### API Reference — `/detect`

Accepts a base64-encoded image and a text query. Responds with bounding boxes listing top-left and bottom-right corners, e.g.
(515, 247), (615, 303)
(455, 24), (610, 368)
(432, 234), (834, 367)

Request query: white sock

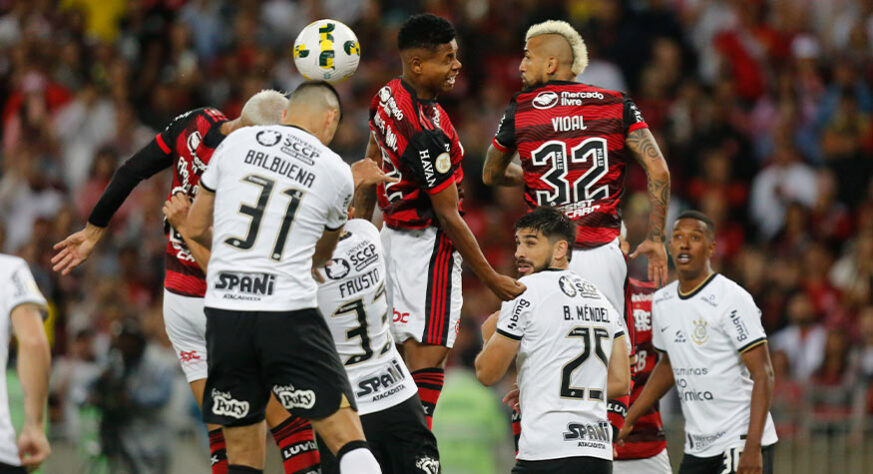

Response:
(338, 443), (381, 474)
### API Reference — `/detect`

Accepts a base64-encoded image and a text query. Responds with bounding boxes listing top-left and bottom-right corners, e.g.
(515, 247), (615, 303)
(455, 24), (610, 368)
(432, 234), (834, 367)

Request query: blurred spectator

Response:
(91, 318), (175, 474)
(806, 329), (863, 435)
(750, 143), (818, 240)
(771, 292), (828, 382)
(49, 329), (101, 442)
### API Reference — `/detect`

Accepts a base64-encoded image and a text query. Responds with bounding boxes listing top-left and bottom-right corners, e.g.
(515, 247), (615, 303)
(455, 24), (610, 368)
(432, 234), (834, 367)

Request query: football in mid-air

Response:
(293, 19), (361, 83)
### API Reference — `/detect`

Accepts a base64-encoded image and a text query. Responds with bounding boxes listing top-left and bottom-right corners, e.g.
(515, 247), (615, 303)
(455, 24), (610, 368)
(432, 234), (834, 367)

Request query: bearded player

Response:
(483, 18), (670, 445)
(51, 92), (321, 474)
(361, 13), (524, 429)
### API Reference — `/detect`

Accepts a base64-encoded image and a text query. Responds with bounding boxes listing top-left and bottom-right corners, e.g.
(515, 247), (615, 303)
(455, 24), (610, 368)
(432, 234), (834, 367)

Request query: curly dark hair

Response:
(398, 13), (456, 51)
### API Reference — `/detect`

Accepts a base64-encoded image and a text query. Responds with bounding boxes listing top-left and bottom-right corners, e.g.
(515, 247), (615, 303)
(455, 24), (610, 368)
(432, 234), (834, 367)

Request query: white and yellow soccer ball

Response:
(293, 19), (361, 83)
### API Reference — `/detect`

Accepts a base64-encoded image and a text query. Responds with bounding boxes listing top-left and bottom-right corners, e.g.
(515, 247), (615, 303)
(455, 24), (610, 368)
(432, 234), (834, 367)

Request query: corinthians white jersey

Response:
(200, 125), (353, 311)
(0, 255), (47, 467)
(496, 269), (625, 462)
(651, 273), (778, 457)
(316, 219), (417, 415)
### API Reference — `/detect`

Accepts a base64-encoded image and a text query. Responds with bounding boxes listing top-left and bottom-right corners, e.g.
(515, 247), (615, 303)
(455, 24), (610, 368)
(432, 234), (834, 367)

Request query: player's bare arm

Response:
(737, 342), (774, 474)
(626, 127), (670, 286)
(11, 303), (51, 468)
(313, 227), (343, 269)
(607, 335), (631, 400)
(619, 351), (674, 441)
(162, 193), (212, 272)
(187, 188), (215, 249)
(482, 144), (524, 186)
(474, 328), (521, 386)
(351, 157), (398, 221)
(429, 182), (525, 301)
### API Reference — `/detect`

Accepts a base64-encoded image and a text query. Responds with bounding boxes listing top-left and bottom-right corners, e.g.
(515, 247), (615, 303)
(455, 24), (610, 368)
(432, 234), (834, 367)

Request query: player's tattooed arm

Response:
(626, 128), (670, 286)
(482, 145), (524, 187)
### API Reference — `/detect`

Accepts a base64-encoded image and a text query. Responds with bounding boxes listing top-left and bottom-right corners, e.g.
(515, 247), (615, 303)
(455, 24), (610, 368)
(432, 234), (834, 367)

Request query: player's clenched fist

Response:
(488, 273), (526, 301)
(163, 193), (192, 234)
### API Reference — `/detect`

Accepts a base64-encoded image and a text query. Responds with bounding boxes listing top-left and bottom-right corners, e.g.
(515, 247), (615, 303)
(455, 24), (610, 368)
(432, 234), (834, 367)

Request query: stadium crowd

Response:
(1, 0), (872, 470)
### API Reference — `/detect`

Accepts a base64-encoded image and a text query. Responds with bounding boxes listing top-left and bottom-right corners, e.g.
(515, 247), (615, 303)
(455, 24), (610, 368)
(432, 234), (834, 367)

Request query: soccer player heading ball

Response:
(362, 13), (525, 429)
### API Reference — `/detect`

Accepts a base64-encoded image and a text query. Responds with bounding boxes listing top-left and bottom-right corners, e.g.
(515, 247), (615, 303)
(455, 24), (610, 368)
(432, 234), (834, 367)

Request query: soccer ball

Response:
(293, 19), (361, 83)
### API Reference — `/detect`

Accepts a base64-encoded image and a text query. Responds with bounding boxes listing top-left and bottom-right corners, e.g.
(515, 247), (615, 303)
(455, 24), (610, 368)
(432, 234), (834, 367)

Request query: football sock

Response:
(337, 440), (380, 474)
(209, 428), (229, 474)
(227, 466), (262, 474)
(511, 410), (522, 455)
(411, 367), (445, 429)
(271, 415), (320, 474)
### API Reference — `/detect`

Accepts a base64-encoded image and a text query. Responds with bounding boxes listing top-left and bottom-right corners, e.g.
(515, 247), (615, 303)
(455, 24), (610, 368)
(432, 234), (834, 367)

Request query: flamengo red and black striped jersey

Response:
(88, 107), (228, 298)
(370, 78), (464, 229)
(492, 81), (648, 248)
(156, 107), (228, 296)
(616, 277), (667, 460)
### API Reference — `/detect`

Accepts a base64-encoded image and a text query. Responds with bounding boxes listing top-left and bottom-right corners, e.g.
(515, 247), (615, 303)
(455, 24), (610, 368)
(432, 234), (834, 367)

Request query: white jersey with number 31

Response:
(316, 219), (417, 415)
(497, 269), (625, 462)
(200, 125), (353, 312)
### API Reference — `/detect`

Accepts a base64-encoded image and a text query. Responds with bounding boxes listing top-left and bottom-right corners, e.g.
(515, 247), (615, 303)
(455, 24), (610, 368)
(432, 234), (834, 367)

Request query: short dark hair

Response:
(515, 207), (576, 258)
(675, 210), (716, 238)
(288, 80), (343, 119)
(398, 14), (456, 51)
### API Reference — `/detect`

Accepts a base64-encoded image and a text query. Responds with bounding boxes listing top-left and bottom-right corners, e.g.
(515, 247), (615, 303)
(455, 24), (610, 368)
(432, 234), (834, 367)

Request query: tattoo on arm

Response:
(627, 128), (670, 242)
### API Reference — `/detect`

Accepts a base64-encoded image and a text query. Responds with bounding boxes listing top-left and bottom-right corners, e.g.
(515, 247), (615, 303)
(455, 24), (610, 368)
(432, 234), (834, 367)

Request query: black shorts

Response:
(513, 456), (612, 474)
(318, 394), (439, 474)
(202, 307), (356, 427)
(0, 463), (25, 474)
(679, 444), (775, 474)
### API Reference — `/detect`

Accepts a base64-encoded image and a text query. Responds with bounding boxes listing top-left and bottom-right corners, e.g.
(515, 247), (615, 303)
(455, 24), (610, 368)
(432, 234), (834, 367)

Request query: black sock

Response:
(227, 465), (263, 474)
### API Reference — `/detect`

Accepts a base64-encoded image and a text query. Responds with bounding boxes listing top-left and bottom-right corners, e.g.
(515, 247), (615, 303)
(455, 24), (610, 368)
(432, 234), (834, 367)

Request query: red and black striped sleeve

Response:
(492, 95), (518, 152)
(621, 93), (648, 135)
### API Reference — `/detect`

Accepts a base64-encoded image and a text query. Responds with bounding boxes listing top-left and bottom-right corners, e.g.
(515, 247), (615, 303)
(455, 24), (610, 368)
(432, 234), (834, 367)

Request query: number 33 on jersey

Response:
(492, 80), (648, 249)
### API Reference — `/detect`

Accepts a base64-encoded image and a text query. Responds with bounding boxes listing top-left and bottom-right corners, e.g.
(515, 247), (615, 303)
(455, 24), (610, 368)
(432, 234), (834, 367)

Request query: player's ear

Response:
(554, 238), (569, 262)
(410, 55), (423, 75)
(546, 56), (558, 76)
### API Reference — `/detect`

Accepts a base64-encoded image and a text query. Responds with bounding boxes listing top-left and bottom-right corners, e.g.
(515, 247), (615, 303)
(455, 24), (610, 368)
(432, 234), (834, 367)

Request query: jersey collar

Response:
(521, 79), (580, 94)
(677, 272), (718, 300)
(399, 77), (437, 105)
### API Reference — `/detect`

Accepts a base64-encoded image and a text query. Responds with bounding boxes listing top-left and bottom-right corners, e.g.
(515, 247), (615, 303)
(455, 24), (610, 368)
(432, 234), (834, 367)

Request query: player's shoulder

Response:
(343, 218), (379, 239)
(0, 254), (26, 276)
(373, 78), (413, 116)
(653, 281), (679, 305)
(711, 274), (755, 306)
(177, 107), (228, 126)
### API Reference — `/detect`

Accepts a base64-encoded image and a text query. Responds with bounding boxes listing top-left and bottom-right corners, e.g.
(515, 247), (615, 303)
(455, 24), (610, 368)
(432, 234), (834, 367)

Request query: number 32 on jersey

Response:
(530, 137), (609, 206)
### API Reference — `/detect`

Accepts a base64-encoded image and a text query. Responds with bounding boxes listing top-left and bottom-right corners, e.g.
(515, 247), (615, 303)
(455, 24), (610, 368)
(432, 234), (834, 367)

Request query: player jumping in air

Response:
(51, 91), (320, 474)
(362, 13), (525, 429)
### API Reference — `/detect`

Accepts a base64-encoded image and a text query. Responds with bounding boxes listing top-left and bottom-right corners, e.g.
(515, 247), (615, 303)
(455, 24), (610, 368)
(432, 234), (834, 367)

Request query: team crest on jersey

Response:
(691, 318), (709, 345)
(558, 276), (577, 297)
(324, 258), (351, 280)
(256, 129), (283, 147)
(415, 456), (440, 474)
(435, 152), (451, 174)
(532, 90), (559, 109)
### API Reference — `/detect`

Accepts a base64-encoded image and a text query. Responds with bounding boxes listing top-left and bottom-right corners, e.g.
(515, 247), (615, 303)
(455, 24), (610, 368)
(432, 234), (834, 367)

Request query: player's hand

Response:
(351, 158), (398, 188)
(502, 384), (520, 412)
(616, 421), (634, 444)
(17, 424), (50, 468)
(163, 192), (191, 234)
(629, 238), (668, 287)
(51, 223), (106, 275)
(488, 274), (526, 301)
(737, 447), (762, 474)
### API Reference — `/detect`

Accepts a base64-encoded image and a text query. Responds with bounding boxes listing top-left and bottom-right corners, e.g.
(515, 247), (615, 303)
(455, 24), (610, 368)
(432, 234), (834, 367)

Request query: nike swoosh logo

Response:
(660, 326), (670, 333)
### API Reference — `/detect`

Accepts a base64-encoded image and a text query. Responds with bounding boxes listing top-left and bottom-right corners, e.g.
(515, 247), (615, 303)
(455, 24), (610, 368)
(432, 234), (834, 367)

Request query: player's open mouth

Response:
(676, 253), (691, 264)
(516, 260), (533, 273)
(446, 75), (457, 86)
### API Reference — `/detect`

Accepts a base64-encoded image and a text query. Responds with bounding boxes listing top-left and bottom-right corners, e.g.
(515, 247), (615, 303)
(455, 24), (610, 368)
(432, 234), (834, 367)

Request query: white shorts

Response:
(569, 238), (627, 318)
(614, 448), (672, 474)
(381, 226), (462, 348)
(162, 289), (208, 382)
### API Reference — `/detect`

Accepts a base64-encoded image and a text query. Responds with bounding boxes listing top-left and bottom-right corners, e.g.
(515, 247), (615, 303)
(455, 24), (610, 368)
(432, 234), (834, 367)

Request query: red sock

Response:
(209, 428), (229, 474)
(511, 410), (521, 455)
(271, 415), (320, 474)
(411, 367), (445, 429)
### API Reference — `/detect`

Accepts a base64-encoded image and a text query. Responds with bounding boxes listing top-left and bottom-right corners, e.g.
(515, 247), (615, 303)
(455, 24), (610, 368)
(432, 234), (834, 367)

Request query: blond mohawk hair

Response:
(525, 20), (589, 76)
